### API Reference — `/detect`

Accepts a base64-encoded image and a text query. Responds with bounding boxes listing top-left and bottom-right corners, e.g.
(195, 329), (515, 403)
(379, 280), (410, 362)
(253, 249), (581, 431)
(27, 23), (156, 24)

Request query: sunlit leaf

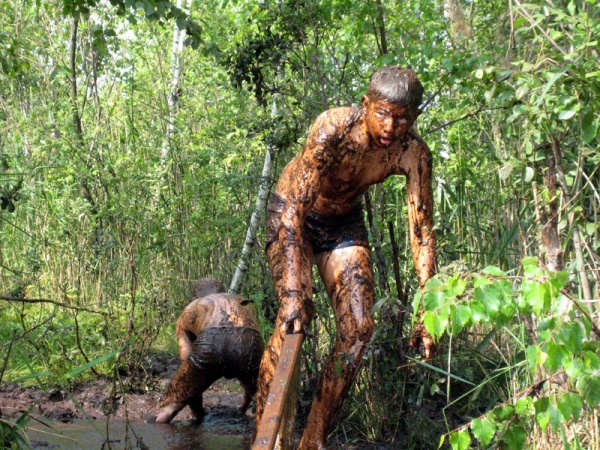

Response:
(449, 430), (471, 450)
(471, 416), (496, 446)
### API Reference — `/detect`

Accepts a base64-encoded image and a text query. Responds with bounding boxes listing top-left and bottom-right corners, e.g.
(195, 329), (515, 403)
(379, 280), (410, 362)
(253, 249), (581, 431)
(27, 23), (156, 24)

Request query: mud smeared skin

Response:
(254, 68), (437, 449)
(148, 278), (264, 423)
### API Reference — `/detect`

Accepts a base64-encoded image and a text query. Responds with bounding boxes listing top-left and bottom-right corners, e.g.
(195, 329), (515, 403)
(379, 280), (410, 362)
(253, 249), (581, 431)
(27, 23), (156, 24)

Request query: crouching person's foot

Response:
(145, 401), (187, 424)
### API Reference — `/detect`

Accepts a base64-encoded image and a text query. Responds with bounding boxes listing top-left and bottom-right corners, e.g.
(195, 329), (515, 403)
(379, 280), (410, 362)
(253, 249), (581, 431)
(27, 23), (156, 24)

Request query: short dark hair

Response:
(192, 277), (225, 298)
(368, 66), (424, 109)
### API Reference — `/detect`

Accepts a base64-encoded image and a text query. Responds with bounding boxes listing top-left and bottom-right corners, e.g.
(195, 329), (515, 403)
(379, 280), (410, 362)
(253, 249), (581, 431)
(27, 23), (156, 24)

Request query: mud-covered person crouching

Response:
(146, 278), (264, 423)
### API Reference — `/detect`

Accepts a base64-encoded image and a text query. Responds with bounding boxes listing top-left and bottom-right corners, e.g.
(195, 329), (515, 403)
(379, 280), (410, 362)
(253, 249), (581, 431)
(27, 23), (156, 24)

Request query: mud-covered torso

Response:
(183, 293), (260, 333)
(274, 106), (424, 217)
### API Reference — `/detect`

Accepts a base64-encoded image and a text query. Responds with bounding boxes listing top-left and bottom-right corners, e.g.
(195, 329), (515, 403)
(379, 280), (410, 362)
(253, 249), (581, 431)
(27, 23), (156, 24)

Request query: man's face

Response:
(363, 96), (418, 147)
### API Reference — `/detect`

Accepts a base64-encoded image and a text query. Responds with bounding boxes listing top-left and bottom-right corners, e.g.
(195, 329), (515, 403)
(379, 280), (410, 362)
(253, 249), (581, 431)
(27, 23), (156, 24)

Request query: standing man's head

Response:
(362, 66), (424, 147)
(367, 66), (424, 110)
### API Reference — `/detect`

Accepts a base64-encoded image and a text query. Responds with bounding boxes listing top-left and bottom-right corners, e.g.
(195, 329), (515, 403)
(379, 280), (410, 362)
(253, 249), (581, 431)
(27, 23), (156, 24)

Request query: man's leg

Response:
(300, 246), (375, 449)
(253, 240), (314, 438)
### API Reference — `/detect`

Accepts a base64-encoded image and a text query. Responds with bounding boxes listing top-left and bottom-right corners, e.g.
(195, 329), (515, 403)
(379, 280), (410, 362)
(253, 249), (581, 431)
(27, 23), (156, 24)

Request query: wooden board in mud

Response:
(252, 333), (304, 450)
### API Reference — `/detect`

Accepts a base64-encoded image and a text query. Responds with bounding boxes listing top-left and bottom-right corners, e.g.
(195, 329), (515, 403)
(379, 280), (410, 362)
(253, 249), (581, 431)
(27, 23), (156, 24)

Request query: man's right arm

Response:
(276, 109), (353, 333)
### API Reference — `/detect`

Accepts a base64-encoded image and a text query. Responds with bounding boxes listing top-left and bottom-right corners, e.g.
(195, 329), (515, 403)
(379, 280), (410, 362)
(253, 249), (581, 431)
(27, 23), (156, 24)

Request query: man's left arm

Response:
(405, 140), (437, 359)
(406, 141), (436, 287)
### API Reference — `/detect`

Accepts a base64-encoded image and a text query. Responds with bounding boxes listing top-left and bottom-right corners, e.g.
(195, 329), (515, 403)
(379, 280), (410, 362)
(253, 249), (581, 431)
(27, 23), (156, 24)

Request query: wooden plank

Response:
(252, 333), (304, 450)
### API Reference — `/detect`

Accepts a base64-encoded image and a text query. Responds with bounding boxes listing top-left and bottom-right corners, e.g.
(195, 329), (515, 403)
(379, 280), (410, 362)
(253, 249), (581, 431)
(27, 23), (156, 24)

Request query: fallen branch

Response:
(0, 296), (107, 316)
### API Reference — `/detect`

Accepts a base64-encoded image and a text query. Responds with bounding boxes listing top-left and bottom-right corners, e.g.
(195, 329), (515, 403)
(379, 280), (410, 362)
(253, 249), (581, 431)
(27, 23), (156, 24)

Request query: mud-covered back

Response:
(183, 293), (260, 331)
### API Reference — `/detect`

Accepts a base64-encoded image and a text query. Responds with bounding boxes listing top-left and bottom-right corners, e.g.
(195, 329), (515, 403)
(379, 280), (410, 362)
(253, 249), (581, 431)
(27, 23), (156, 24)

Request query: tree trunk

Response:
(533, 154), (563, 271)
(229, 145), (274, 294)
(161, 0), (194, 162)
(551, 137), (592, 301)
(229, 68), (282, 293)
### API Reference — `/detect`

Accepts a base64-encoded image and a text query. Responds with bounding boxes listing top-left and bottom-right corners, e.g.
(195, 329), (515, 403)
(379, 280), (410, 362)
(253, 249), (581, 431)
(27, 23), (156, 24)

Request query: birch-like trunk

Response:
(229, 70), (282, 294)
(161, 0), (193, 162)
(229, 144), (275, 294)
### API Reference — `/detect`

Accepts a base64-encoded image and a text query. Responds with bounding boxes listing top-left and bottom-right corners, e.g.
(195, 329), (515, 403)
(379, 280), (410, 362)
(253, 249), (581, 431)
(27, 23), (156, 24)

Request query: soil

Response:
(0, 355), (391, 449)
(0, 355), (246, 425)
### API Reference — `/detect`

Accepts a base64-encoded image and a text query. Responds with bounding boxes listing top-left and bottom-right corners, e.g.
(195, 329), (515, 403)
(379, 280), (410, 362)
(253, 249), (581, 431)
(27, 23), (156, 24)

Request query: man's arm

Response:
(404, 140), (437, 358)
(405, 140), (436, 287)
(277, 109), (351, 333)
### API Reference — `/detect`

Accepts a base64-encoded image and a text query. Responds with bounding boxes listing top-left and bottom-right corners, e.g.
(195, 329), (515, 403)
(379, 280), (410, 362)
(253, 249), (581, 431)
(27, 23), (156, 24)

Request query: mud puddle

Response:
(1, 355), (253, 449)
(23, 408), (252, 449)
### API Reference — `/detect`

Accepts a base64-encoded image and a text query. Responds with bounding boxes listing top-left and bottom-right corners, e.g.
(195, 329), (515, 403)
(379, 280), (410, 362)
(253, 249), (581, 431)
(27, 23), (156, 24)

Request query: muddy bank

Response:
(0, 354), (254, 449)
(0, 354), (391, 449)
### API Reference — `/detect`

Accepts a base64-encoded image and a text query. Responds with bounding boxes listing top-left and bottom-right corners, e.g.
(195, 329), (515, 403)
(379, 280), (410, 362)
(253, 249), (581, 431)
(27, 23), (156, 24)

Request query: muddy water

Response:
(24, 406), (252, 450)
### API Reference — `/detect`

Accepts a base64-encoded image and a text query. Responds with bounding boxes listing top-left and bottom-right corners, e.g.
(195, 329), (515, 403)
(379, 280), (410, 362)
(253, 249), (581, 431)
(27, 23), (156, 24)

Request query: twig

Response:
(0, 332), (14, 383)
(512, 0), (567, 56)
(0, 296), (107, 316)
(423, 103), (492, 137)
(561, 290), (600, 340)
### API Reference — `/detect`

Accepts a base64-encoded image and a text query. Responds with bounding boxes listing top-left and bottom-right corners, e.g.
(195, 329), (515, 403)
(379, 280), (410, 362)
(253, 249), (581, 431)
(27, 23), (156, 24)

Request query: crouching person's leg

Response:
(146, 360), (217, 423)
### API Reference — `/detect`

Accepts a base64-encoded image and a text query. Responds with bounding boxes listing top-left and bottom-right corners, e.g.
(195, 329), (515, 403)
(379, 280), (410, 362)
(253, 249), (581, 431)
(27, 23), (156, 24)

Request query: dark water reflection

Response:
(25, 407), (252, 450)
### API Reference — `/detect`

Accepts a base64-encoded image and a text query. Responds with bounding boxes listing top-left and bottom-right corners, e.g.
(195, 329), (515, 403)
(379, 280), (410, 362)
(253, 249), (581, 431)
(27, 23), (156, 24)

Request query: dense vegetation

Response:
(1, 0), (598, 448)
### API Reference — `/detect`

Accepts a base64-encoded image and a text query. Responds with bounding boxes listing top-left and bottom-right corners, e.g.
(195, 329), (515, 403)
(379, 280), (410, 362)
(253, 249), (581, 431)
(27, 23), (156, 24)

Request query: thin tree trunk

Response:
(229, 146), (274, 294)
(229, 68), (282, 293)
(374, 0), (388, 55)
(533, 155), (563, 271)
(161, 0), (193, 162)
(551, 136), (592, 301)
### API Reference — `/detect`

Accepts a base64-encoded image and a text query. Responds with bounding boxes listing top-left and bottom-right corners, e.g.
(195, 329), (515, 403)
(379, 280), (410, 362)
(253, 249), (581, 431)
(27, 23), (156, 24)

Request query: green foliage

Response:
(0, 0), (598, 448)
(420, 257), (599, 448)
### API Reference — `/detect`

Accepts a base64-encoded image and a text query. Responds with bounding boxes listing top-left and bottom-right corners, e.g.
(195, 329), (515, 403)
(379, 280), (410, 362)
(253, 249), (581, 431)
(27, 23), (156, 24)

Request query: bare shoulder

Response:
(407, 129), (430, 153)
(308, 106), (363, 144)
(397, 129), (432, 175)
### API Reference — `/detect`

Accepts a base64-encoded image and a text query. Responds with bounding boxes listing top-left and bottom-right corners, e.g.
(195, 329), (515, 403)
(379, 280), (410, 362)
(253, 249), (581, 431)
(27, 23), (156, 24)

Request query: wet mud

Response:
(0, 355), (253, 449)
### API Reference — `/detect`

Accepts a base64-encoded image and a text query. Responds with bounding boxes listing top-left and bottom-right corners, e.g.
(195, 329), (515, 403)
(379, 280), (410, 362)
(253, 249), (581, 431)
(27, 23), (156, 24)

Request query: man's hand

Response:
(279, 293), (308, 334)
(409, 322), (436, 360)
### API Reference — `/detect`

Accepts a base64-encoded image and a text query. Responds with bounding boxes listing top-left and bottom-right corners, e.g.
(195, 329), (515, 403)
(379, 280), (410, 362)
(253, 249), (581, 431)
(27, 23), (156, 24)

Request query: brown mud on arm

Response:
(276, 109), (358, 333)
(403, 138), (438, 359)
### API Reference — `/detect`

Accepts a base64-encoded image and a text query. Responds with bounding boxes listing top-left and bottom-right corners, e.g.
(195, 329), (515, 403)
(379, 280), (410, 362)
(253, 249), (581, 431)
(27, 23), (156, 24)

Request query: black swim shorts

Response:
(189, 327), (264, 379)
(265, 192), (369, 254)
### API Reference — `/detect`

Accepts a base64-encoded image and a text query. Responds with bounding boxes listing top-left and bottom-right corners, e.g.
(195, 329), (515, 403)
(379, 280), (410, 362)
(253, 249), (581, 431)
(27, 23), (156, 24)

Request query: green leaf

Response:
(424, 277), (444, 290)
(522, 256), (541, 276)
(583, 121), (598, 144)
(545, 340), (565, 372)
(537, 410), (550, 431)
(576, 374), (600, 407)
(423, 290), (447, 311)
(521, 280), (549, 315)
(423, 311), (446, 341)
(452, 305), (472, 333)
(449, 430), (471, 450)
(474, 276), (492, 288)
(559, 393), (583, 421)
(503, 425), (526, 449)
(558, 110), (576, 120)
(535, 66), (569, 107)
(548, 404), (563, 431)
(482, 266), (508, 277)
(63, 344), (126, 379)
(471, 416), (496, 446)
(515, 396), (534, 415)
(526, 345), (547, 375)
(494, 405), (515, 421)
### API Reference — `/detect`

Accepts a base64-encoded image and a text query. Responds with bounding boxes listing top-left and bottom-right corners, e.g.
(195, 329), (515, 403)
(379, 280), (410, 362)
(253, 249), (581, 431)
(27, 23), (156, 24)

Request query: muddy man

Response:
(254, 67), (437, 449)
(147, 278), (264, 423)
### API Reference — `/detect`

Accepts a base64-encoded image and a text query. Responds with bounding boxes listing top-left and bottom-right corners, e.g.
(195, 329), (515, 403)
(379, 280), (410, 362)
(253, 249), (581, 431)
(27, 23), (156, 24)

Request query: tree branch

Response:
(0, 296), (107, 316)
